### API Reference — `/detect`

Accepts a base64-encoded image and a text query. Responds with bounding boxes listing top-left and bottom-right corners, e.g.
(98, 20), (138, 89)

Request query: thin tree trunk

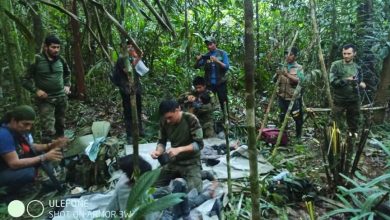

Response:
(140, 0), (173, 35)
(155, 0), (176, 37)
(123, 45), (140, 176)
(71, 0), (86, 100)
(272, 84), (301, 156)
(373, 33), (390, 122)
(223, 103), (232, 197)
(326, 0), (339, 69)
(117, 2), (140, 176)
(255, 0), (260, 67)
(93, 6), (108, 53)
(309, 0), (333, 108)
(31, 4), (45, 54)
(357, 0), (376, 100)
(184, 0), (189, 65)
(80, 0), (111, 65)
(244, 1), (260, 219)
(0, 0), (27, 105)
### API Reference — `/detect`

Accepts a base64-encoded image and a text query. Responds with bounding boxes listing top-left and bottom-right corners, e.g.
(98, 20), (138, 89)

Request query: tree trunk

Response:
(244, 1), (260, 219)
(373, 33), (390, 122)
(0, 0), (27, 105)
(309, 0), (333, 108)
(255, 0), (260, 67)
(31, 4), (45, 54)
(373, 1), (390, 123)
(70, 0), (86, 100)
(357, 0), (376, 100)
(184, 0), (190, 65)
(326, 0), (339, 69)
(123, 45), (140, 176)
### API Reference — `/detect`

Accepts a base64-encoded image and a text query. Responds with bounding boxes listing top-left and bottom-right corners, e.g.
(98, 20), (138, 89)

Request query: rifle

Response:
(28, 142), (64, 192)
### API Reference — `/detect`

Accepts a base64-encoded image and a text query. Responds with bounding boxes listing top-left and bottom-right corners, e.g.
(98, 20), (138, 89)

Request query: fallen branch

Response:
(306, 106), (387, 112)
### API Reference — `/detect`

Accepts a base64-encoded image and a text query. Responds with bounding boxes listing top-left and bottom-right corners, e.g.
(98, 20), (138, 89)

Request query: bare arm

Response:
(1, 148), (63, 170)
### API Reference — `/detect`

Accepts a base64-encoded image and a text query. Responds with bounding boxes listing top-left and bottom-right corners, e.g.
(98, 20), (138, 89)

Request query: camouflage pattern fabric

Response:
(178, 90), (216, 138)
(331, 100), (361, 133)
(154, 162), (203, 193)
(36, 96), (68, 143)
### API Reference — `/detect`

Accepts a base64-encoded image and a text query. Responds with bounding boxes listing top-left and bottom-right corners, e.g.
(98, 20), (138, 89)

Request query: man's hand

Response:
(276, 69), (287, 76)
(45, 148), (63, 161)
(151, 147), (164, 159)
(36, 89), (48, 99)
(187, 95), (196, 102)
(196, 55), (202, 61)
(167, 147), (182, 158)
(64, 86), (71, 95)
(359, 82), (366, 89)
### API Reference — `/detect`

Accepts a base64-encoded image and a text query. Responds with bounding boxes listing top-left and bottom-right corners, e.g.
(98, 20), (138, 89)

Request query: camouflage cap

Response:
(204, 36), (216, 44)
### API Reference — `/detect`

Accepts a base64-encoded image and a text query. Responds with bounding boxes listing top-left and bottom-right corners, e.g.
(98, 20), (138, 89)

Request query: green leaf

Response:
(348, 192), (363, 208)
(377, 211), (390, 220)
(335, 193), (353, 207)
(351, 212), (374, 220)
(362, 192), (387, 212)
(364, 173), (390, 188)
(126, 169), (161, 212)
(320, 208), (361, 219)
(130, 193), (185, 219)
(339, 173), (360, 187)
(354, 171), (368, 182)
(92, 121), (111, 139)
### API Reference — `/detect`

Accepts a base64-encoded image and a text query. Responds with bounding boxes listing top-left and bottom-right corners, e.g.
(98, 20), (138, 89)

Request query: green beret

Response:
(12, 105), (36, 121)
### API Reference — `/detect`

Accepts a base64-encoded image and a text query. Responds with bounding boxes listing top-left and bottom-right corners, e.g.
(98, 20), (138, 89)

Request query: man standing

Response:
(178, 76), (215, 138)
(329, 44), (366, 134)
(22, 35), (71, 143)
(0, 105), (67, 194)
(275, 47), (304, 139)
(112, 41), (144, 144)
(194, 36), (230, 112)
(150, 100), (203, 193)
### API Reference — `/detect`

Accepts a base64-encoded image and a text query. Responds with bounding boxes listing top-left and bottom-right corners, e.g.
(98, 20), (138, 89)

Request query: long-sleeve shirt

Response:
(22, 53), (71, 97)
(158, 112), (203, 165)
(329, 60), (361, 103)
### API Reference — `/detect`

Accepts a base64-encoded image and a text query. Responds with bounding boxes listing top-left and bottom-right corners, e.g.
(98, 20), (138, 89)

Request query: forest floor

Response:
(2, 98), (388, 219)
(65, 98), (389, 219)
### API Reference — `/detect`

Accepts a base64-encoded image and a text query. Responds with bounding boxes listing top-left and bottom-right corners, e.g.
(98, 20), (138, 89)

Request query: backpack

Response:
(260, 128), (289, 146)
(31, 54), (69, 75)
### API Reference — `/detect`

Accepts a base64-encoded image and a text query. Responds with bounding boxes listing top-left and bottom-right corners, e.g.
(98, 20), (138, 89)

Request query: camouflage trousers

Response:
(202, 121), (215, 138)
(36, 96), (68, 143)
(154, 162), (202, 193)
(331, 100), (361, 133)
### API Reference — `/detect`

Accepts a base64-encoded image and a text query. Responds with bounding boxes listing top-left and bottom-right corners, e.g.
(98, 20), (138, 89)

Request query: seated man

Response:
(151, 100), (203, 192)
(0, 105), (68, 195)
(178, 76), (216, 138)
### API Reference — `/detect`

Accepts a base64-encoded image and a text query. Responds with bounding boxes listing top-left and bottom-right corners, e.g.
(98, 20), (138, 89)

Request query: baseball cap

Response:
(204, 36), (216, 44)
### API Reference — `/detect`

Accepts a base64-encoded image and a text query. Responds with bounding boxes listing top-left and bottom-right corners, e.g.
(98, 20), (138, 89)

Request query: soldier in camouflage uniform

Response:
(329, 44), (366, 133)
(22, 35), (71, 143)
(178, 76), (216, 138)
(150, 100), (203, 192)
